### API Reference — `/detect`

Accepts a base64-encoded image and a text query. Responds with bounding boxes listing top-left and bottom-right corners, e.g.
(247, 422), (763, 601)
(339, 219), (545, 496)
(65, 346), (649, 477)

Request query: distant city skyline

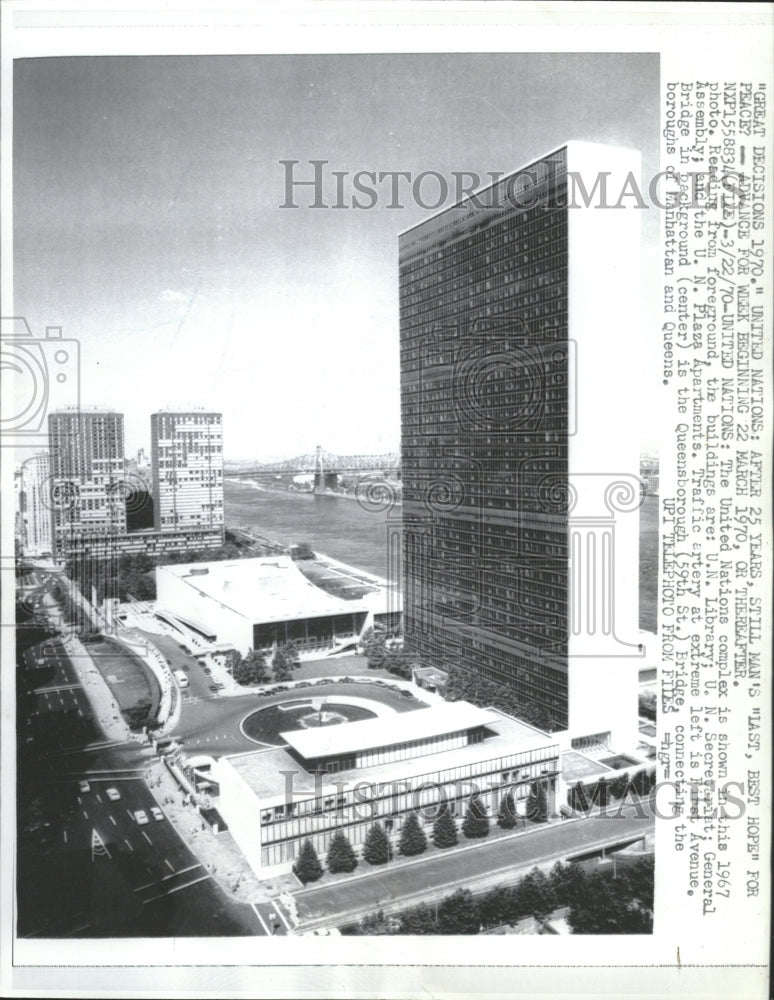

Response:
(14, 53), (660, 459)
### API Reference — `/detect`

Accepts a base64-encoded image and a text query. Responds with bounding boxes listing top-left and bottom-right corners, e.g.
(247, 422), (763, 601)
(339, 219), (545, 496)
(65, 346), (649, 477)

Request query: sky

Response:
(13, 53), (660, 461)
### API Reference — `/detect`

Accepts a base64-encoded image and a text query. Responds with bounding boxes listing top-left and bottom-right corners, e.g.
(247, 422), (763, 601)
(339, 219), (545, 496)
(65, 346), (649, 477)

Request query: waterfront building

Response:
(16, 452), (52, 556)
(155, 555), (401, 656)
(151, 410), (224, 538)
(48, 408), (126, 559)
(216, 700), (559, 874)
(399, 143), (642, 750)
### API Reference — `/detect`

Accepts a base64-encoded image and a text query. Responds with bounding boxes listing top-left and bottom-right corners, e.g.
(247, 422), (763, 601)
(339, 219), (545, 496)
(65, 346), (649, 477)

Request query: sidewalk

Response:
(143, 757), (281, 905)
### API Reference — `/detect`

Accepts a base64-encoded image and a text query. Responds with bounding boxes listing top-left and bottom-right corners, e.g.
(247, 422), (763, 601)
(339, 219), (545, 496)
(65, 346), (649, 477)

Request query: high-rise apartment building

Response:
(16, 452), (52, 556)
(399, 143), (642, 748)
(48, 408), (127, 558)
(151, 411), (224, 536)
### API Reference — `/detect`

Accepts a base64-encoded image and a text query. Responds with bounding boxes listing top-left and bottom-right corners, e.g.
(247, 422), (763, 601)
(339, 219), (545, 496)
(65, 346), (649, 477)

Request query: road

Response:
(293, 810), (654, 929)
(17, 636), (266, 938)
(169, 680), (426, 756)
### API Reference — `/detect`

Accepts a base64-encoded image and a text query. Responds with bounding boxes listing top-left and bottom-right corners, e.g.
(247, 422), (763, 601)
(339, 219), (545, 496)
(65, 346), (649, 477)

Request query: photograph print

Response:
(10, 51), (660, 940)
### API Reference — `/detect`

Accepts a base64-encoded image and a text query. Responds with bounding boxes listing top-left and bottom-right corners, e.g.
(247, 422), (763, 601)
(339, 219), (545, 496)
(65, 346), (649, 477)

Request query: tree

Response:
(327, 831), (358, 874)
(497, 790), (517, 829)
(398, 812), (427, 857)
(526, 780), (549, 823)
(478, 886), (511, 929)
(293, 839), (323, 884)
(461, 793), (490, 839)
(232, 648), (269, 686)
(432, 804), (458, 848)
(515, 867), (556, 925)
(384, 645), (413, 680)
(398, 903), (437, 935)
(124, 697), (153, 732)
(360, 628), (388, 670)
(609, 772), (630, 800)
(272, 644), (294, 681)
(436, 888), (480, 935)
(549, 861), (587, 909)
(357, 909), (394, 935)
(362, 822), (391, 866)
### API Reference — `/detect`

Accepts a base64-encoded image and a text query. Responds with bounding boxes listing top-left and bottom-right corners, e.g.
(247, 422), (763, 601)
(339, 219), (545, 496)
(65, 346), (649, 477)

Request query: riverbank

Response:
(225, 477), (402, 508)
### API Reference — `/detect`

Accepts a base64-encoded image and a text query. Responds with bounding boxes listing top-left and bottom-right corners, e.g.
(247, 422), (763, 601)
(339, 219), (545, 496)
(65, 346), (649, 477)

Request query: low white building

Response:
(155, 555), (401, 657)
(215, 700), (560, 875)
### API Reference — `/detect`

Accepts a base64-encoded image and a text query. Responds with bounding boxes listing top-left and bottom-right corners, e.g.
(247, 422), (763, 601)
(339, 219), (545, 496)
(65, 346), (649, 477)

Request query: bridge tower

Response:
(314, 445), (325, 494)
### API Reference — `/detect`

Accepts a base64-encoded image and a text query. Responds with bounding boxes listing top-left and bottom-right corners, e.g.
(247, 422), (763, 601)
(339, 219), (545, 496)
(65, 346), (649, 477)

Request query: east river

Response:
(224, 480), (659, 631)
(224, 480), (399, 580)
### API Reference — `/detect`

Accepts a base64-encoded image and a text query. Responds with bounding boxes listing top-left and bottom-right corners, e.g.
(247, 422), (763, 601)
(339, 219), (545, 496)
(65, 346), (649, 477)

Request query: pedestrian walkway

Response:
(143, 758), (277, 905)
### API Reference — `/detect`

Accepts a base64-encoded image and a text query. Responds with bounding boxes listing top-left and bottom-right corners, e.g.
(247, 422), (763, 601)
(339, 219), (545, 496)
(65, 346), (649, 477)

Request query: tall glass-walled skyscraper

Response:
(399, 143), (642, 747)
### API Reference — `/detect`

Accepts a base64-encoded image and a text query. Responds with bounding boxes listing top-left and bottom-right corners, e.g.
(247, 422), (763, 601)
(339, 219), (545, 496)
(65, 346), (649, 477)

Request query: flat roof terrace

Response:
(280, 702), (499, 760)
(158, 556), (391, 623)
(225, 706), (558, 803)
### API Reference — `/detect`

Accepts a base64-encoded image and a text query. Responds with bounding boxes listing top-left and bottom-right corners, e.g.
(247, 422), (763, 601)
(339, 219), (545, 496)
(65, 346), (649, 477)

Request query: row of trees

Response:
(567, 767), (657, 812)
(351, 857), (655, 935)
(360, 627), (555, 731)
(292, 788), (549, 885)
(229, 642), (300, 686)
(67, 542), (252, 605)
(441, 659), (553, 732)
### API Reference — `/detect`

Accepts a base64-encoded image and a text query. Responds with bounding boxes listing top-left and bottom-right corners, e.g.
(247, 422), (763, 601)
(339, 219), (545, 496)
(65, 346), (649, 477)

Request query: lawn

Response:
(85, 637), (162, 716)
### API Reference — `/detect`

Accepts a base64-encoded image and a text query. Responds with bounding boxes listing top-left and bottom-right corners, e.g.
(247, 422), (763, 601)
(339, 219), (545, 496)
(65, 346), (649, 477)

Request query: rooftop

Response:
(281, 701), (498, 760)
(223, 703), (558, 803)
(157, 556), (394, 623)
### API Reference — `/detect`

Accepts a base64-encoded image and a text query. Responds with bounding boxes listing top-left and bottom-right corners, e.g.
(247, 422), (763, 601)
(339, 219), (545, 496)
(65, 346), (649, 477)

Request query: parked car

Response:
(134, 810), (149, 825)
(209, 684), (219, 693)
(78, 780), (91, 794)
(203, 667), (212, 675)
(106, 787), (121, 801)
(150, 806), (164, 822)
(400, 689), (413, 698)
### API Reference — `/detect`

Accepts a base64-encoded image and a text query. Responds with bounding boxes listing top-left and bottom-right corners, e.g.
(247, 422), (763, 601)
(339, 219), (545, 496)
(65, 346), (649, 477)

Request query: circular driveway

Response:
(171, 681), (428, 756)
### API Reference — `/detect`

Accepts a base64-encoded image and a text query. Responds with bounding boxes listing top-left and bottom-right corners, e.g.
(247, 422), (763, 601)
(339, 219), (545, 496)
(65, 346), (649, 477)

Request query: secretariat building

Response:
(399, 143), (642, 751)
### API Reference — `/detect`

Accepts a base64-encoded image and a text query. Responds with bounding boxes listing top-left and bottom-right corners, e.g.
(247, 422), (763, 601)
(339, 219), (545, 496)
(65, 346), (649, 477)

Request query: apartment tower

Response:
(151, 411), (224, 535)
(48, 408), (126, 559)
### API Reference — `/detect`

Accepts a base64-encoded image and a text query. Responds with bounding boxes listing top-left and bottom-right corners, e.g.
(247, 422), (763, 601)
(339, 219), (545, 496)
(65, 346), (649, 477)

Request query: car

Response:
(203, 667), (212, 675)
(134, 810), (149, 825)
(209, 684), (219, 693)
(106, 787), (121, 801)
(400, 689), (413, 698)
(150, 806), (164, 822)
(79, 780), (91, 793)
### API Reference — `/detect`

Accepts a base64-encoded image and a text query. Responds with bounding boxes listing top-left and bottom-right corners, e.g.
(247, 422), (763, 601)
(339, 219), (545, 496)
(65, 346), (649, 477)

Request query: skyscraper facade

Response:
(151, 411), (224, 536)
(16, 452), (52, 556)
(48, 409), (127, 559)
(399, 143), (642, 747)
